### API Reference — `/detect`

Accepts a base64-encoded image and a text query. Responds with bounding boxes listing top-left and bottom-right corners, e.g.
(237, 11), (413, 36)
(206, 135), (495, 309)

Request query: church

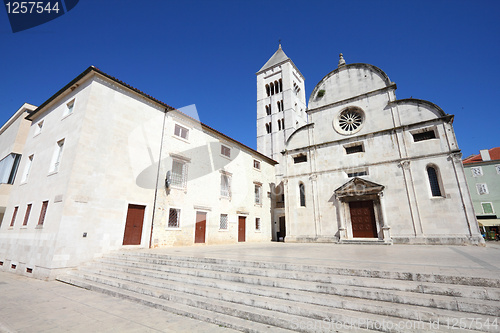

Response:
(258, 46), (483, 245)
(0, 46), (483, 279)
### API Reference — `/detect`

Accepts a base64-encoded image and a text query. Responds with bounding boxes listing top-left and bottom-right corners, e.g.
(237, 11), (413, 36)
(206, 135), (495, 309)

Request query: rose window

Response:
(334, 107), (365, 135)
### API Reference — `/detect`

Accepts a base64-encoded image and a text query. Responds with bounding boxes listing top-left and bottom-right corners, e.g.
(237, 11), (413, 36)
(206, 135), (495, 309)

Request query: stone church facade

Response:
(258, 47), (483, 245)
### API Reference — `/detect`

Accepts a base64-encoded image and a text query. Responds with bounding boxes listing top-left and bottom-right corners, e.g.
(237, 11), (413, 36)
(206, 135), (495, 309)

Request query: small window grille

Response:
(220, 214), (228, 230)
(168, 208), (180, 228)
(255, 218), (261, 231)
(293, 155), (307, 164)
(496, 165), (500, 174)
(345, 145), (364, 154)
(412, 130), (436, 142)
(221, 145), (231, 158)
(476, 183), (488, 195)
(174, 124), (189, 140)
(471, 167), (483, 177)
(171, 160), (187, 188)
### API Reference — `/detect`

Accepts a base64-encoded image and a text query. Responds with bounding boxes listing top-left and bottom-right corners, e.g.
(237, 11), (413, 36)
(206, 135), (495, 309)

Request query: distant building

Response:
(257, 47), (483, 245)
(463, 148), (500, 236)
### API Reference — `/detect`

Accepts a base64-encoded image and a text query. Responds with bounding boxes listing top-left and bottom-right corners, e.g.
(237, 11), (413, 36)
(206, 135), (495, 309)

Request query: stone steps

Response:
(57, 251), (500, 332)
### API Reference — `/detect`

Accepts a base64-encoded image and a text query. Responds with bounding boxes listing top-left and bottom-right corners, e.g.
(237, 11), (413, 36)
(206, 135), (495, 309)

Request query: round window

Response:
(333, 107), (365, 135)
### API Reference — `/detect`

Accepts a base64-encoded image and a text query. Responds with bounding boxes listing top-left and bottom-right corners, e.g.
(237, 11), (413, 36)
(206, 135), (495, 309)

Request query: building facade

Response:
(257, 49), (483, 245)
(0, 103), (35, 225)
(0, 66), (275, 279)
(463, 148), (500, 237)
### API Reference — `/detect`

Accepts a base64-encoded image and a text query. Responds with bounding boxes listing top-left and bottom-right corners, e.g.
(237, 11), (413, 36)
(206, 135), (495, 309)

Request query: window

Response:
(21, 155), (34, 183)
(253, 160), (261, 170)
(37, 201), (48, 226)
(255, 218), (261, 231)
(219, 214), (228, 230)
(279, 79), (283, 92)
(345, 144), (364, 154)
(265, 84), (270, 97)
(63, 100), (75, 117)
(0, 153), (21, 185)
(476, 183), (488, 195)
(293, 155), (307, 164)
(266, 122), (272, 134)
(471, 167), (483, 177)
(265, 105), (271, 115)
(427, 166), (442, 197)
(22, 204), (32, 226)
(167, 208), (180, 228)
(481, 202), (494, 215)
(10, 206), (18, 227)
(49, 139), (65, 173)
(277, 119), (282, 131)
(171, 159), (187, 189)
(347, 170), (368, 177)
(299, 183), (306, 207)
(34, 121), (43, 136)
(496, 165), (500, 174)
(412, 130), (436, 142)
(255, 184), (262, 205)
(221, 145), (231, 158)
(174, 124), (189, 140)
(221, 173), (231, 197)
(336, 108), (364, 135)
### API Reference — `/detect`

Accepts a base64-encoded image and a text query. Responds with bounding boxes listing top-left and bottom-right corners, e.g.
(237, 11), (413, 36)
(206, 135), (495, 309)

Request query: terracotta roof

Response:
(463, 147), (500, 164)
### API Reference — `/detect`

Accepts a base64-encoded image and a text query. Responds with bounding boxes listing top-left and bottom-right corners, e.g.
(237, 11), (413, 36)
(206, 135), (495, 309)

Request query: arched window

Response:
(270, 82), (275, 95)
(279, 79), (283, 92)
(266, 84), (270, 97)
(269, 122), (272, 132)
(274, 81), (279, 93)
(277, 119), (281, 131)
(265, 105), (269, 115)
(265, 123), (270, 134)
(299, 183), (306, 207)
(427, 166), (442, 197)
(281, 119), (285, 129)
(277, 101), (280, 112)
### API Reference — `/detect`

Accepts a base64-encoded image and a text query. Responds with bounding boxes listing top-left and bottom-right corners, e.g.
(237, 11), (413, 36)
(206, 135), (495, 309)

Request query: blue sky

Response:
(1, 0), (499, 158)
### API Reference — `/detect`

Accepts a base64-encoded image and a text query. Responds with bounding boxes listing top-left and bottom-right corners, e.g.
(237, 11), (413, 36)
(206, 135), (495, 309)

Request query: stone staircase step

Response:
(100, 254), (500, 302)
(57, 275), (296, 333)
(86, 261), (500, 317)
(58, 273), (378, 333)
(106, 252), (500, 288)
(73, 266), (498, 332)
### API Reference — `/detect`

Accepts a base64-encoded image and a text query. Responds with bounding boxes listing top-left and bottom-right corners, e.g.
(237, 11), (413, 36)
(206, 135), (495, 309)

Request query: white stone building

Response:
(257, 48), (483, 245)
(0, 66), (275, 279)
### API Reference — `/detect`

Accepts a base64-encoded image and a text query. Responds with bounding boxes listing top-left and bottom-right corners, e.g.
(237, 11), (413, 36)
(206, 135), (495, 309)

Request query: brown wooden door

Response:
(195, 211), (206, 243)
(349, 200), (378, 238)
(238, 216), (246, 242)
(123, 204), (146, 245)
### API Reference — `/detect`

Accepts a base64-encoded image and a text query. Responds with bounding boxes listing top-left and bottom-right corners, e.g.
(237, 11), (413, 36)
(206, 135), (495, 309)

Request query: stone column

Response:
(377, 192), (392, 243)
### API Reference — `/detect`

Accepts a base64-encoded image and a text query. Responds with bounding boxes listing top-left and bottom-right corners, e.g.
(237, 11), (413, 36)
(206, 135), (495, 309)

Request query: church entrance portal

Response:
(349, 200), (378, 238)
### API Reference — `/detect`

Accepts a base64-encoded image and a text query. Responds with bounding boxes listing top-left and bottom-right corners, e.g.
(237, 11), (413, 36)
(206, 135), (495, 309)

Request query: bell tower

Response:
(256, 44), (307, 175)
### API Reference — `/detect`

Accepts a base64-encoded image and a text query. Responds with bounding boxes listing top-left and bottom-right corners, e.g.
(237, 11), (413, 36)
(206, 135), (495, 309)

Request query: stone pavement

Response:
(0, 271), (237, 333)
(1, 242), (499, 333)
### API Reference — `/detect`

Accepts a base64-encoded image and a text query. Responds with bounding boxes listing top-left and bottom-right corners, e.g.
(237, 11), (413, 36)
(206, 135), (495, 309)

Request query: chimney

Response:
(479, 149), (491, 161)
